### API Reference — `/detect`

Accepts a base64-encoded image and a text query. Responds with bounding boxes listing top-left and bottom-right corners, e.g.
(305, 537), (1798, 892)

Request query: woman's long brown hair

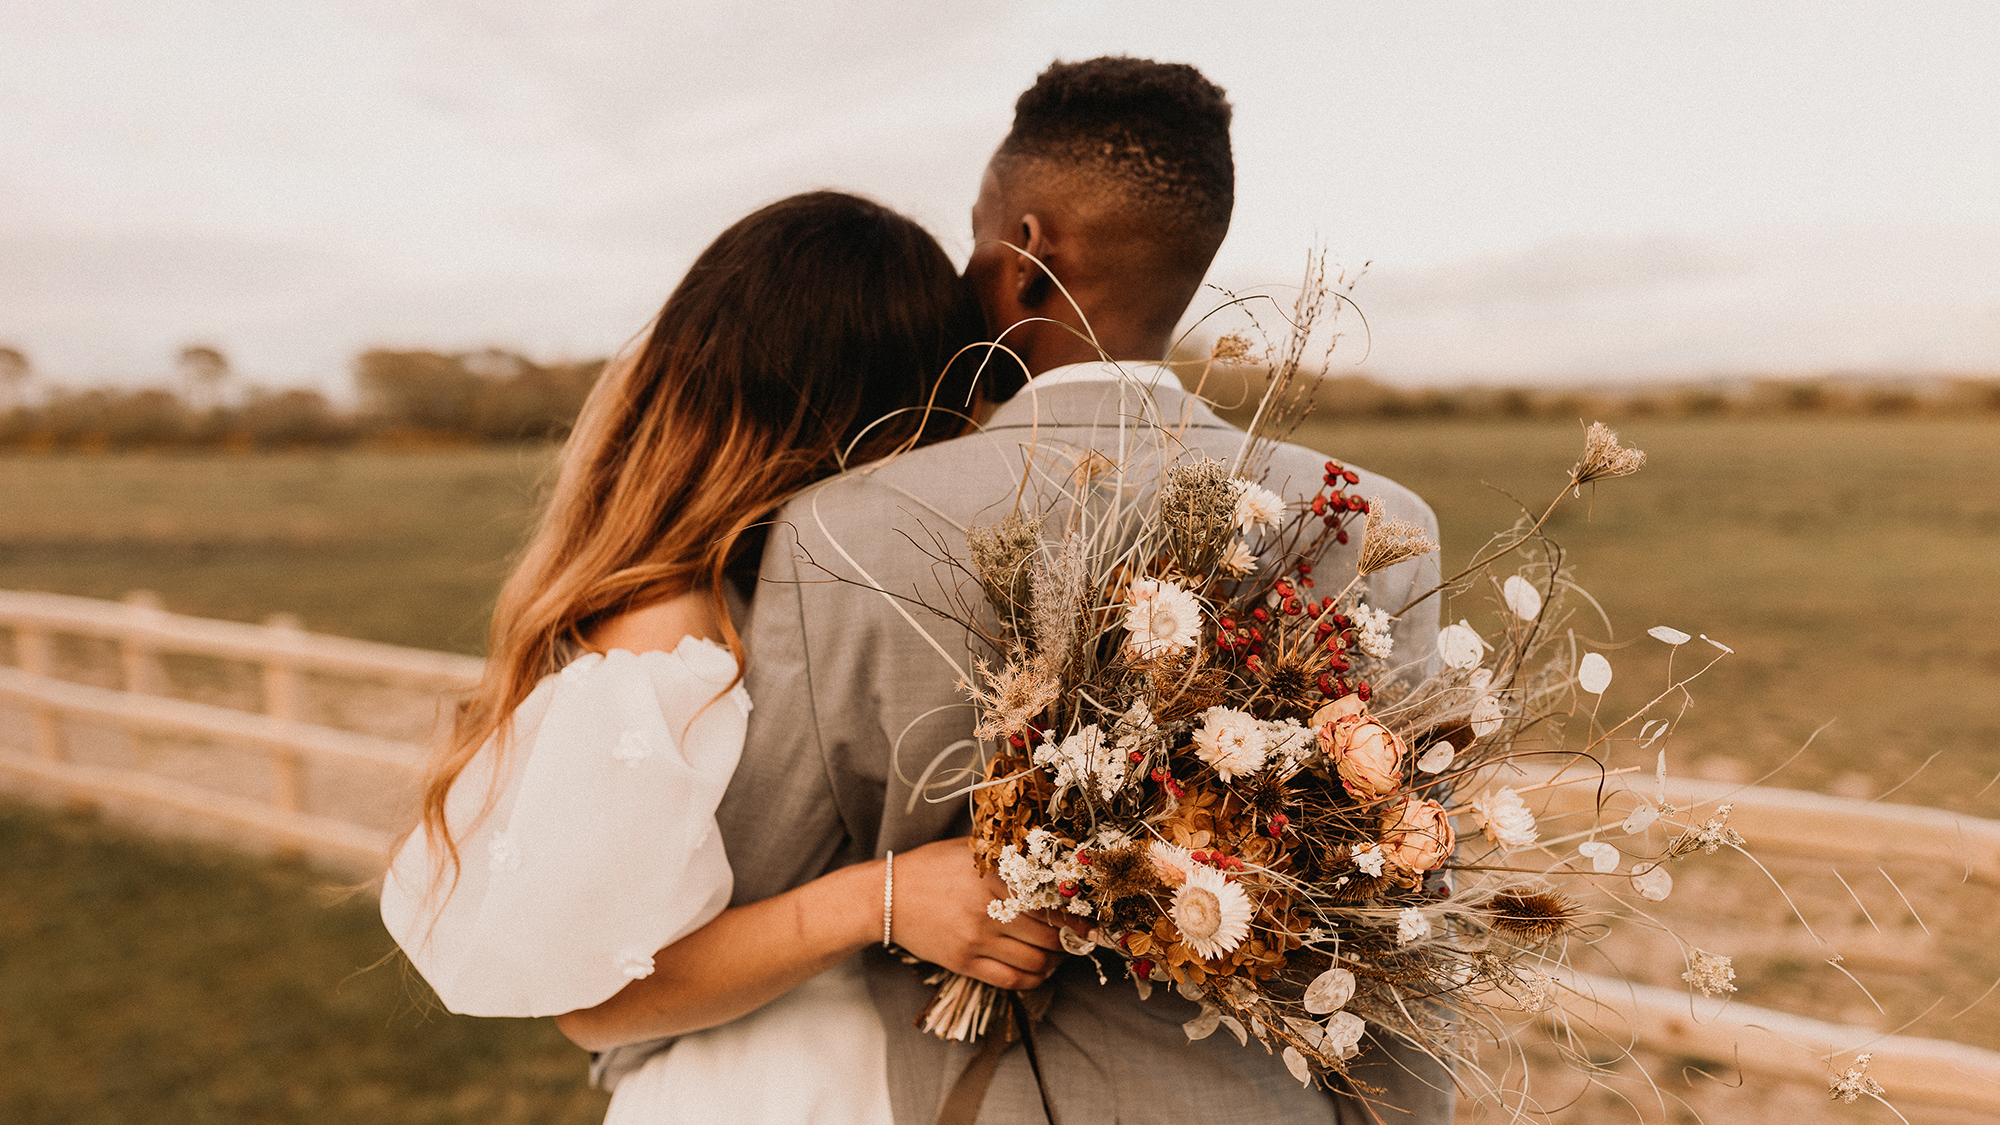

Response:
(414, 192), (994, 887)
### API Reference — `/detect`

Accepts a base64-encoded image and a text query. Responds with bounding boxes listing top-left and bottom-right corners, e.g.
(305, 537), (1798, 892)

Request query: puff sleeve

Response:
(381, 640), (751, 1018)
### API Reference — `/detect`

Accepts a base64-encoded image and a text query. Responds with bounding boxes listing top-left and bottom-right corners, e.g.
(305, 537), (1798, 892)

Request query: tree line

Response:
(0, 342), (1994, 452)
(0, 346), (605, 450)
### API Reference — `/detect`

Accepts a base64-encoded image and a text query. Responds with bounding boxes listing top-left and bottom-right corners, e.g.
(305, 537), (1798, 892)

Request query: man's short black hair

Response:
(996, 56), (1234, 243)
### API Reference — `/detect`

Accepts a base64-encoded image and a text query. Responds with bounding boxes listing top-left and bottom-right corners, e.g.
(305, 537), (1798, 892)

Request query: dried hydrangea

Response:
(1032, 724), (1128, 802)
(1396, 906), (1433, 945)
(990, 828), (1091, 921)
(1828, 1053), (1885, 1104)
(1671, 804), (1746, 857)
(1351, 843), (1387, 878)
(1681, 948), (1738, 996)
(1349, 602), (1395, 660)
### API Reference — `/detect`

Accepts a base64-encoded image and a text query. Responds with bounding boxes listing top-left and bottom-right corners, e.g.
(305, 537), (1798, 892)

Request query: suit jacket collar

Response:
(982, 372), (1236, 434)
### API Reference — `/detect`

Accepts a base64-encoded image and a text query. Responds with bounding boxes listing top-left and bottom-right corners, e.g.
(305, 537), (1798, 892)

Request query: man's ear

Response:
(1015, 213), (1053, 309)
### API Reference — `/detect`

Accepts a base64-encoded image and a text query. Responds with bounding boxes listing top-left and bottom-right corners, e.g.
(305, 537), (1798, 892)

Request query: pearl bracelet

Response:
(882, 850), (895, 948)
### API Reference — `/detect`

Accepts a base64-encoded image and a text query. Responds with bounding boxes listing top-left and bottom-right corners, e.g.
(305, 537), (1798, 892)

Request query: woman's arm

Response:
(556, 595), (1067, 1052)
(553, 836), (1066, 1052)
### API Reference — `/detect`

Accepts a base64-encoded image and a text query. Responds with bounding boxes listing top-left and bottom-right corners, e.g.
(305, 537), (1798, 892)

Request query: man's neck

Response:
(1022, 324), (1170, 377)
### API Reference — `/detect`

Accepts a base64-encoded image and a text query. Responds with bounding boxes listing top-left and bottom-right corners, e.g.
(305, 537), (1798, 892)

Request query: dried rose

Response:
(1316, 694), (1406, 799)
(1379, 796), (1455, 873)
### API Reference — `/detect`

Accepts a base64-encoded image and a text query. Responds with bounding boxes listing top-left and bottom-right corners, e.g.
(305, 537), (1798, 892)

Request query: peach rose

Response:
(1378, 796), (1455, 873)
(1315, 695), (1406, 799)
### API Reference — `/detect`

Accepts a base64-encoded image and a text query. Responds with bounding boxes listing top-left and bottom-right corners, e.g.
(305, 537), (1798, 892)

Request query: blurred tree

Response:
(177, 344), (232, 410)
(354, 350), (478, 433)
(240, 387), (345, 446)
(355, 349), (600, 439)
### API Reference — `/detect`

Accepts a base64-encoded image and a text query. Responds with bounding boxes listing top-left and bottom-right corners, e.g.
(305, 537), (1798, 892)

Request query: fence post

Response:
(262, 613), (306, 812)
(15, 625), (65, 761)
(120, 590), (165, 695)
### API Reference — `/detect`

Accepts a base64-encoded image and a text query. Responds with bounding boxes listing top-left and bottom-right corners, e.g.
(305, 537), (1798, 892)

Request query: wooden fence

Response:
(0, 589), (479, 867)
(3, 590), (1999, 1114)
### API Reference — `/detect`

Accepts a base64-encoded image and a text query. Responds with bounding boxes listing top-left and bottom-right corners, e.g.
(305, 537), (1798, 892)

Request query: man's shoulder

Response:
(1191, 428), (1436, 529)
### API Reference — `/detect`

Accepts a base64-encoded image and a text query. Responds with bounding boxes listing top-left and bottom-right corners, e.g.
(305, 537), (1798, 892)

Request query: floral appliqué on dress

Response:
(613, 730), (657, 769)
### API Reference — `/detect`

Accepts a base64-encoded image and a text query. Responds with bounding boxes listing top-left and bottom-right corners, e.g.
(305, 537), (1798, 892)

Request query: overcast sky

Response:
(4, 0), (1997, 389)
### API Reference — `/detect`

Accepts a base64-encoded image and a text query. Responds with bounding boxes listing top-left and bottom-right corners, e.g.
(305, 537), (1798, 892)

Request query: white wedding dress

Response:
(380, 640), (893, 1124)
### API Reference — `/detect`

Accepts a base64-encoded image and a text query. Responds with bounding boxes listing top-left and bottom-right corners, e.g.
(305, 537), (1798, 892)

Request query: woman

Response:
(380, 192), (1066, 1122)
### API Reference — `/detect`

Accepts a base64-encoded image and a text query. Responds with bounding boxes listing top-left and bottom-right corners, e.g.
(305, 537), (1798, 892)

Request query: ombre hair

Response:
(414, 191), (993, 884)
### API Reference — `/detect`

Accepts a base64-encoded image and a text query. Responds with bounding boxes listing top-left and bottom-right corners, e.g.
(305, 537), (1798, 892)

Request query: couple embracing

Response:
(382, 57), (1451, 1125)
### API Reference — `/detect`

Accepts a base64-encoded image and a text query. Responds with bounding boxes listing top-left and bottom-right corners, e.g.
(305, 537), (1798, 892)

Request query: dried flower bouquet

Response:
(862, 260), (1833, 1110)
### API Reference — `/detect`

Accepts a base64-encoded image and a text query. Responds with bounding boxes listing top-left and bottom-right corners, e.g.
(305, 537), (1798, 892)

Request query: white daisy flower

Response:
(1232, 480), (1286, 531)
(1219, 540), (1258, 577)
(1191, 706), (1271, 781)
(1124, 578), (1201, 658)
(1471, 787), (1539, 850)
(1171, 864), (1255, 960)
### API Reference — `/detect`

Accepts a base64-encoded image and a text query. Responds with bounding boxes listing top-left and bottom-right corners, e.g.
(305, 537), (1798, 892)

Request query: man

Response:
(720, 58), (1449, 1123)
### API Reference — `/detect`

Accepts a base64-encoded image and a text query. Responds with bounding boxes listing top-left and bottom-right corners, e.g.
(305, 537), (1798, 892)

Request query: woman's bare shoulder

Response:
(585, 590), (724, 656)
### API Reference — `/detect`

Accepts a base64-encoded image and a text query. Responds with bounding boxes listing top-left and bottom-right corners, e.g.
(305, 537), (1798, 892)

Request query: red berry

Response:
(1355, 498), (1371, 513)
(1058, 880), (1079, 897)
(1251, 607), (1269, 623)
(1218, 617), (1236, 631)
(1323, 514), (1339, 528)
(1318, 673), (1336, 694)
(1356, 682), (1373, 701)
(1134, 957), (1153, 978)
(1310, 496), (1327, 516)
(1284, 597), (1304, 615)
(1335, 529), (1349, 544)
(1343, 469), (1359, 484)
(1324, 460), (1338, 474)
(1128, 749), (1145, 763)
(1076, 850), (1093, 865)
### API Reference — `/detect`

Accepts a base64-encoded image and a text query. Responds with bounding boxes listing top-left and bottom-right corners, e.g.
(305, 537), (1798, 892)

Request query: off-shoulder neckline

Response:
(558, 635), (737, 679)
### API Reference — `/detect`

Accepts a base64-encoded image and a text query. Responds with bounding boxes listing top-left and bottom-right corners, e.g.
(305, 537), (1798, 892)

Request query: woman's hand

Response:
(887, 837), (1068, 991)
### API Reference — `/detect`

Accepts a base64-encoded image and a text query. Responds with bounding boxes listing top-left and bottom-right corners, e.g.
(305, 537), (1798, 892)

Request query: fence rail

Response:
(6, 590), (2000, 1110)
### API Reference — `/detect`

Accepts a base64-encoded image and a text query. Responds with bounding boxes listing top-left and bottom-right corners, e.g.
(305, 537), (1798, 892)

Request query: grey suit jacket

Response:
(716, 378), (1452, 1124)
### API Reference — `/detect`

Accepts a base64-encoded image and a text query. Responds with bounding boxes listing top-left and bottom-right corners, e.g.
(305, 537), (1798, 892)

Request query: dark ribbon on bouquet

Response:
(932, 985), (1062, 1125)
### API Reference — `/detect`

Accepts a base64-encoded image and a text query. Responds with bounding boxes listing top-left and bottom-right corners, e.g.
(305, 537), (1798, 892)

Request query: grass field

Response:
(6, 417), (1995, 808)
(3, 418), (1998, 1119)
(0, 798), (608, 1125)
